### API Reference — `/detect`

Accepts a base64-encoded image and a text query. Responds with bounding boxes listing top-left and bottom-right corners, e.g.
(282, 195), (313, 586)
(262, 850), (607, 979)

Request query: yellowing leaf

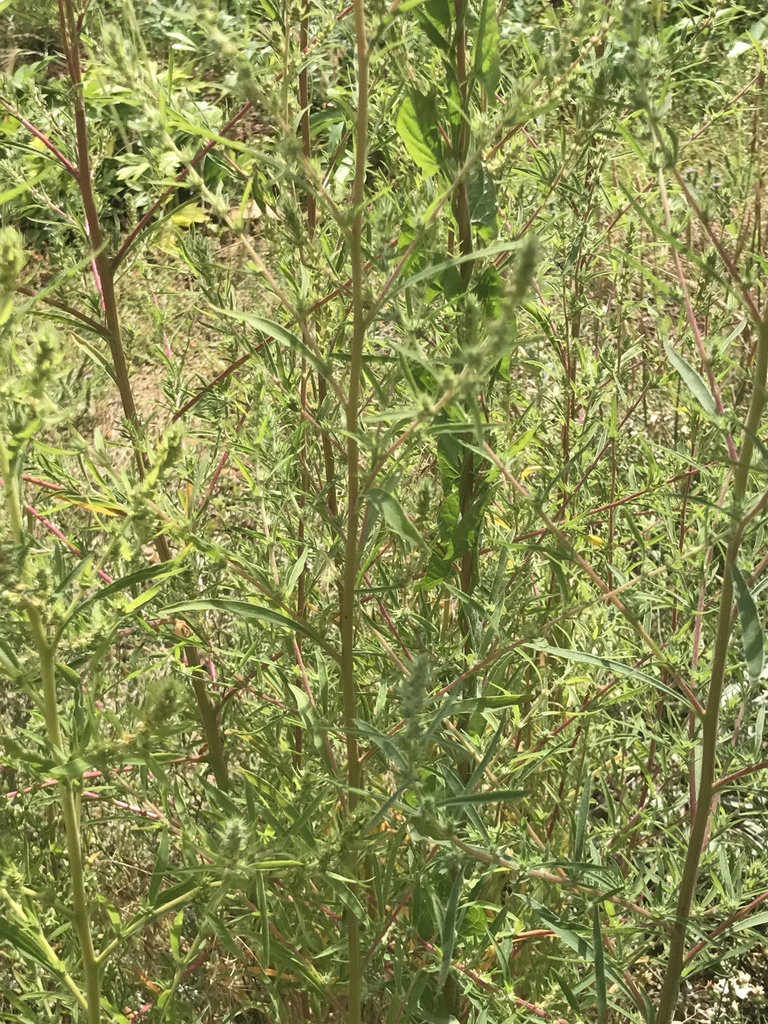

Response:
(63, 498), (125, 517)
(521, 465), (541, 480)
(171, 203), (209, 227)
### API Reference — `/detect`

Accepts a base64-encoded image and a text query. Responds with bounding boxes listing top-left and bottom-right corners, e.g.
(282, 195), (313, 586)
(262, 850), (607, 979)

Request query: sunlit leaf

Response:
(475, 0), (500, 95)
(396, 89), (442, 175)
(367, 487), (428, 550)
(664, 340), (716, 415)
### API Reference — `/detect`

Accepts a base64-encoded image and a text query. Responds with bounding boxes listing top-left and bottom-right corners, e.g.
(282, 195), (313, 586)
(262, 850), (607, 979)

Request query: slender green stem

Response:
(28, 613), (102, 1024)
(656, 314), (768, 1024)
(2, 891), (88, 1010)
(0, 435), (101, 1024)
(339, 0), (368, 1019)
(161, 880), (229, 1020)
(0, 438), (24, 549)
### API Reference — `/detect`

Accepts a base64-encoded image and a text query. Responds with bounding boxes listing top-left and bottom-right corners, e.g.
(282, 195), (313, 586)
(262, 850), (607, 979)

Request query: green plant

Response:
(2, 2), (768, 1023)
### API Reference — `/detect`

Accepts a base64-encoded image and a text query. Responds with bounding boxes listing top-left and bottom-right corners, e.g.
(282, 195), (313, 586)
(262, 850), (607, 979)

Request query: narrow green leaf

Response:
(664, 340), (717, 415)
(467, 715), (507, 794)
(437, 867), (463, 992)
(0, 917), (64, 976)
(124, 584), (162, 614)
(206, 911), (240, 957)
(731, 563), (764, 682)
(325, 872), (366, 920)
(286, 547), (310, 595)
(49, 756), (91, 781)
(122, 877), (201, 941)
(209, 307), (330, 377)
(731, 909), (768, 933)
(163, 598), (332, 653)
(593, 905), (607, 1023)
(532, 904), (630, 997)
(0, 637), (21, 673)
(148, 830), (170, 904)
(755, 701), (765, 757)
(255, 870), (270, 968)
(524, 642), (695, 710)
(474, 0), (500, 95)
(356, 719), (408, 769)
(363, 785), (409, 835)
(287, 683), (336, 774)
(437, 788), (526, 807)
(450, 694), (525, 713)
(0, 170), (48, 206)
(367, 487), (428, 550)
(642, 988), (657, 1024)
(573, 780), (591, 862)
(396, 239), (521, 295)
(0, 981), (47, 1023)
(555, 972), (582, 1017)
(80, 561), (186, 612)
(533, 906), (588, 959)
(169, 909), (184, 961)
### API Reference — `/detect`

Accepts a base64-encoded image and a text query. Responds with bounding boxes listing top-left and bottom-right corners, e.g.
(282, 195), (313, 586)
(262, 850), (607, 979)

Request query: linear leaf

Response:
(0, 917), (64, 975)
(209, 307), (330, 376)
(0, 170), (48, 206)
(474, 0), (500, 95)
(206, 911), (240, 957)
(148, 829), (170, 904)
(325, 872), (366, 920)
(532, 904), (630, 996)
(731, 563), (764, 682)
(79, 561), (187, 612)
(437, 866), (463, 992)
(664, 340), (717, 415)
(437, 788), (526, 807)
(574, 780), (590, 862)
(367, 487), (428, 550)
(593, 905), (607, 1023)
(163, 598), (331, 652)
(555, 972), (582, 1017)
(524, 642), (695, 710)
(397, 239), (521, 295)
(255, 870), (270, 967)
(450, 694), (525, 713)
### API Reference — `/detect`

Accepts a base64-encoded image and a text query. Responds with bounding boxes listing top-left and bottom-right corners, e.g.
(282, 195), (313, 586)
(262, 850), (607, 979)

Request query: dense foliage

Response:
(2, 1), (768, 1022)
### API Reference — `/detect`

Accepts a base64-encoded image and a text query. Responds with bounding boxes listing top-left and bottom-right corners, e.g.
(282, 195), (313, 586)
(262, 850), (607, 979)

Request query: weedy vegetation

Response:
(2, 1), (768, 1022)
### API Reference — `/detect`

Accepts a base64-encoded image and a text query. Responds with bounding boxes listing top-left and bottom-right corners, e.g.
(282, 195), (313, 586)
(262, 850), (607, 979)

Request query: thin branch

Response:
(0, 98), (78, 177)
